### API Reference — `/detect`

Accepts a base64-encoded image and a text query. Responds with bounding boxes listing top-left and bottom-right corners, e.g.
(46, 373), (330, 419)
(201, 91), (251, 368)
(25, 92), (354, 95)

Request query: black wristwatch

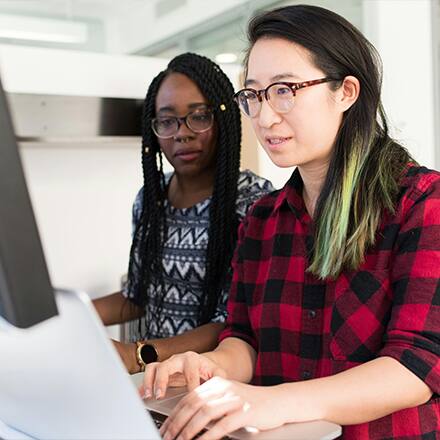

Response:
(135, 341), (159, 371)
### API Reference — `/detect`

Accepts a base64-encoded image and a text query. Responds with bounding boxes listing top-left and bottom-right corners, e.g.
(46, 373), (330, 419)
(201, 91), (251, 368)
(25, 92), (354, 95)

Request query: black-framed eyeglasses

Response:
(233, 77), (338, 118)
(151, 107), (215, 139)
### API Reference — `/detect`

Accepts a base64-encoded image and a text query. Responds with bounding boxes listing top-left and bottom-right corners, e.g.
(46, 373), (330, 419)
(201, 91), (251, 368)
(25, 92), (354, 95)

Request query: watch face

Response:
(140, 344), (158, 364)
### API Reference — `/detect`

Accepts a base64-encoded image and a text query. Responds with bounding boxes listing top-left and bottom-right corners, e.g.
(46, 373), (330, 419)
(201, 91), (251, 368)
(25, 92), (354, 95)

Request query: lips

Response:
(174, 148), (203, 162)
(264, 135), (293, 150)
(265, 136), (292, 145)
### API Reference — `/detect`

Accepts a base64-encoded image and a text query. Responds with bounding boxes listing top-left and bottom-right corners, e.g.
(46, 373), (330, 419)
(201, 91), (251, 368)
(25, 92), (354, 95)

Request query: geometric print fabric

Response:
(124, 169), (274, 340)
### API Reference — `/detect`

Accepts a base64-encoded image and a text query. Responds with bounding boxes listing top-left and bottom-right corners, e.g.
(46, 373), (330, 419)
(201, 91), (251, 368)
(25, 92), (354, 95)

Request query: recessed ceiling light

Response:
(215, 53), (237, 64)
(0, 14), (87, 44)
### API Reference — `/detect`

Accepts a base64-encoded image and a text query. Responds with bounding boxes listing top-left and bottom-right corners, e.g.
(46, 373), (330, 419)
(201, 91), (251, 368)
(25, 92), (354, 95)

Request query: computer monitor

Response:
(0, 75), (58, 328)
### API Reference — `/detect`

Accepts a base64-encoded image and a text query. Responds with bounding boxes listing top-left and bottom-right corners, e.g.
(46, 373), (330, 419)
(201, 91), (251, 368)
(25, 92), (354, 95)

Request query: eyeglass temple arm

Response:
(295, 77), (336, 91)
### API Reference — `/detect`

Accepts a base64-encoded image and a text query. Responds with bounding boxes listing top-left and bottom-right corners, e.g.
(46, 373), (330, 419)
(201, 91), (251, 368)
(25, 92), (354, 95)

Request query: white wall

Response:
(363, 0), (437, 168)
(19, 145), (141, 296)
(0, 46), (168, 306)
(0, 44), (167, 98)
(109, 0), (250, 54)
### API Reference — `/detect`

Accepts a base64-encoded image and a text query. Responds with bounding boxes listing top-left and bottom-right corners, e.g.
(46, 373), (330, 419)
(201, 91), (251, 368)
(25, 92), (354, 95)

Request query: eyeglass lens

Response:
(153, 110), (213, 138)
(237, 84), (294, 117)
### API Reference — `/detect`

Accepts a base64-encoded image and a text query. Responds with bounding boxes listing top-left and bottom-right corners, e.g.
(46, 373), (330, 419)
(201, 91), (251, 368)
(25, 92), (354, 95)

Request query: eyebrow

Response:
(244, 72), (300, 87)
(157, 102), (208, 114)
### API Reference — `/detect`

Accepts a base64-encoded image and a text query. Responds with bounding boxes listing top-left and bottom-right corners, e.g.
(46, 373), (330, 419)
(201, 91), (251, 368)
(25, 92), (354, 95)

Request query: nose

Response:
(257, 99), (282, 129)
(175, 117), (195, 138)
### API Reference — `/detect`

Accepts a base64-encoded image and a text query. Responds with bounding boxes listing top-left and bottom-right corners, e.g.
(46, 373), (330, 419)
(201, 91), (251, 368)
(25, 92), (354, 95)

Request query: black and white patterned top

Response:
(123, 169), (274, 340)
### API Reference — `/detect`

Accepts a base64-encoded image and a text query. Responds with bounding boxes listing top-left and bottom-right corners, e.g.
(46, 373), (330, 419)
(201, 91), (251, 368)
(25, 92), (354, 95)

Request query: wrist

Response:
(203, 351), (228, 379)
(129, 342), (141, 374)
(277, 381), (327, 424)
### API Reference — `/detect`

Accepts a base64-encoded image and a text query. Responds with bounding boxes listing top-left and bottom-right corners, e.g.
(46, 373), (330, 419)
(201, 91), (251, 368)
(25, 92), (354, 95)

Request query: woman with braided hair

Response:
(94, 53), (273, 374)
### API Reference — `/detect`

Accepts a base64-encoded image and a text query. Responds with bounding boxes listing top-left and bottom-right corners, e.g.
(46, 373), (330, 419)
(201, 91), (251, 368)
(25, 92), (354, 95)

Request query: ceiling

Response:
(0, 0), (363, 63)
(0, 0), (146, 20)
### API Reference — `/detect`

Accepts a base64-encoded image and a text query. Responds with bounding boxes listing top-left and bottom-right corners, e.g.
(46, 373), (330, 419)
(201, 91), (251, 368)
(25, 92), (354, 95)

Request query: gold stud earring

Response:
(220, 104), (226, 111)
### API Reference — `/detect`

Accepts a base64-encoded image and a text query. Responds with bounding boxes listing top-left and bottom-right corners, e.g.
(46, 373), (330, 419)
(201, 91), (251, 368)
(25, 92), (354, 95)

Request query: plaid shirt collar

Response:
(274, 168), (311, 223)
(275, 163), (418, 216)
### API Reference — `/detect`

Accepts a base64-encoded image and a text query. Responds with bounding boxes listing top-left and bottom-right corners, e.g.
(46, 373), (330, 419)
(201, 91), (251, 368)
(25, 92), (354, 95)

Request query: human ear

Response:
(337, 75), (360, 112)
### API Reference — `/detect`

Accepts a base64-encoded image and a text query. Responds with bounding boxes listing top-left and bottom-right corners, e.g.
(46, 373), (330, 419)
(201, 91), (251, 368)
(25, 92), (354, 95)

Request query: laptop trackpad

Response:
(143, 387), (187, 416)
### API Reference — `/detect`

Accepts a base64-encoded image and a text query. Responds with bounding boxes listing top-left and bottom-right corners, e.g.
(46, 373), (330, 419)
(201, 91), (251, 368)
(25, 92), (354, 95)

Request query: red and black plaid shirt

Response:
(220, 165), (440, 439)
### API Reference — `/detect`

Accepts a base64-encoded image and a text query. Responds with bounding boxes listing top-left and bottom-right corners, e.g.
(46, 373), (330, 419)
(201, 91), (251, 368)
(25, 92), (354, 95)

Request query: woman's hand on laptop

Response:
(159, 376), (287, 440)
(140, 351), (226, 400)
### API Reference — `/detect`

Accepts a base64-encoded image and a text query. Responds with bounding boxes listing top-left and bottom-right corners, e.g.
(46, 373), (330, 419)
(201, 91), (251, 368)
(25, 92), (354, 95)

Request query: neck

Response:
(298, 161), (329, 218)
(168, 168), (215, 209)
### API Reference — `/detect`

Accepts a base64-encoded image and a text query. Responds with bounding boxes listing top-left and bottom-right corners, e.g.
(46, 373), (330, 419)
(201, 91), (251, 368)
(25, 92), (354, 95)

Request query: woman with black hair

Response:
(142, 6), (439, 439)
(94, 53), (273, 374)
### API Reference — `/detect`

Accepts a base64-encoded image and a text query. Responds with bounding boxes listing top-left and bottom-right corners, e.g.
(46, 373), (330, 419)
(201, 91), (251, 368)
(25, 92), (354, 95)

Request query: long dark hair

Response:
(126, 53), (242, 335)
(245, 5), (414, 278)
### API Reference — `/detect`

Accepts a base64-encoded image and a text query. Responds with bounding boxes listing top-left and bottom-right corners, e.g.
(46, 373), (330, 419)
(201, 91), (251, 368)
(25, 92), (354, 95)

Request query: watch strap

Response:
(135, 341), (146, 372)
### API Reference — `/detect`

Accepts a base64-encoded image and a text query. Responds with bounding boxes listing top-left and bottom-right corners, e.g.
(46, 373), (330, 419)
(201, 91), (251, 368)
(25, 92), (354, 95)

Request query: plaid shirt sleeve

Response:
(219, 212), (258, 350)
(379, 172), (440, 395)
(211, 172), (274, 325)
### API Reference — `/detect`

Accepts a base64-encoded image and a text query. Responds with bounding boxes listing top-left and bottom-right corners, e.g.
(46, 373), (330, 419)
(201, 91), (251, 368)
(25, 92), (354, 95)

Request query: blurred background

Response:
(0, 1), (438, 327)
(0, 0), (362, 61)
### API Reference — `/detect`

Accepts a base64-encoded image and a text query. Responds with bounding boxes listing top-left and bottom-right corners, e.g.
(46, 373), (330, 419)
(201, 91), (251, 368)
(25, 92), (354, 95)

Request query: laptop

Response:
(0, 289), (161, 440)
(0, 288), (341, 440)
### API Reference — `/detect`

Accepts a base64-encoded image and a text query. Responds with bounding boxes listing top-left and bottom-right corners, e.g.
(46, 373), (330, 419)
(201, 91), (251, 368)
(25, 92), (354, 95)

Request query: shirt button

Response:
(301, 371), (312, 380)
(308, 310), (317, 318)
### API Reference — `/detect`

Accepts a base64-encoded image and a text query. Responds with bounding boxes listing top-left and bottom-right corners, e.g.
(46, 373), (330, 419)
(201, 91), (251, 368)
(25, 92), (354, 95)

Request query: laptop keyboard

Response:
(148, 409), (233, 439)
(149, 409), (167, 429)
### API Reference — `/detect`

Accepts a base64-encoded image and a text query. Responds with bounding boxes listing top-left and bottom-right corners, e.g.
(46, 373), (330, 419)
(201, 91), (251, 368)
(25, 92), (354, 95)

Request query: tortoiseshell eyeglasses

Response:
(233, 77), (338, 118)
